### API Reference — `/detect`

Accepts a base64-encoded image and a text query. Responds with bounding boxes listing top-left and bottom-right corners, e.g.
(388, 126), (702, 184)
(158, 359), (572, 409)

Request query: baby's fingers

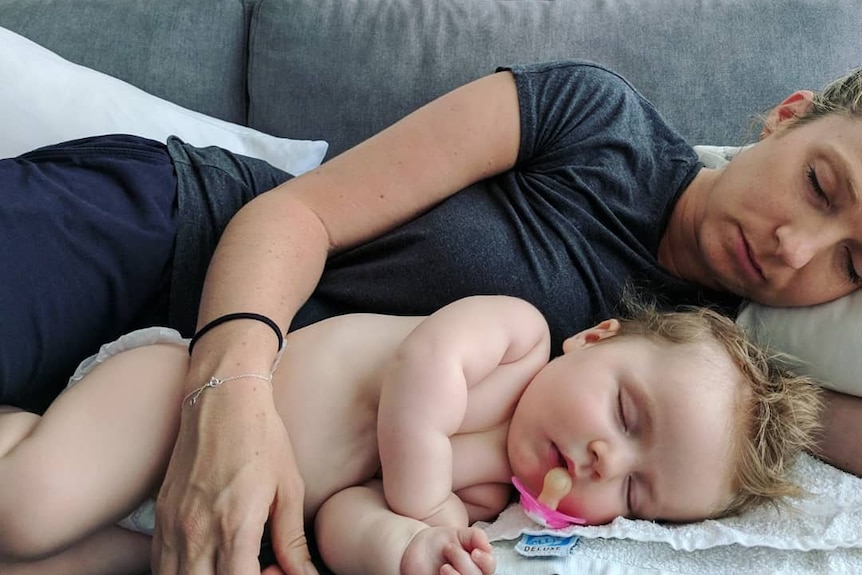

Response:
(464, 527), (493, 554)
(440, 542), (495, 575)
(471, 547), (496, 575)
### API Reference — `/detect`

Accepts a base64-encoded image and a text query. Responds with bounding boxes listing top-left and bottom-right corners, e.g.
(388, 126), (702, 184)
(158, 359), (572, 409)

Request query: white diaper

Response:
(68, 326), (187, 387)
(68, 326), (188, 535)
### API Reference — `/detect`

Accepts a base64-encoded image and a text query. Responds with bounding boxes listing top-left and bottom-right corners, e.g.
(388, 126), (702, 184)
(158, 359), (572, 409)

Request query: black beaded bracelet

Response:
(188, 312), (284, 356)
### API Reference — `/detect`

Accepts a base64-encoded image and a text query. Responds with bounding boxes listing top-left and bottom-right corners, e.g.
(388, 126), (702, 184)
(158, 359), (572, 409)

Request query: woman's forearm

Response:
(188, 187), (331, 385)
(815, 388), (862, 477)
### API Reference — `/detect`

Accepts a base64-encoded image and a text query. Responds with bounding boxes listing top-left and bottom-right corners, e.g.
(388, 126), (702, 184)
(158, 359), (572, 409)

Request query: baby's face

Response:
(507, 323), (740, 525)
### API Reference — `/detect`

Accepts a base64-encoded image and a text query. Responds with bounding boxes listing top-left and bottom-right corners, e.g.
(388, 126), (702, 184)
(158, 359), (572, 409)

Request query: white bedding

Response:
(480, 454), (862, 574)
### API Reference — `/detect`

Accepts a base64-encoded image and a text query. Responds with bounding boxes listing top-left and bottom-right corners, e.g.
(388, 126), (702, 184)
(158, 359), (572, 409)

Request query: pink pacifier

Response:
(512, 467), (587, 529)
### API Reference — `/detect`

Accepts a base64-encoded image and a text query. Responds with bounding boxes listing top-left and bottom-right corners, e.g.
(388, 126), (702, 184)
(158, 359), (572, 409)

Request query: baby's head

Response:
(614, 303), (822, 519)
(507, 301), (821, 525)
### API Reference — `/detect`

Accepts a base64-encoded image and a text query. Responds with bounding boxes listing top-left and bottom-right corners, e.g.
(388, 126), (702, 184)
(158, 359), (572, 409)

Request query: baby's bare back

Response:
(272, 311), (526, 522)
(272, 313), (421, 519)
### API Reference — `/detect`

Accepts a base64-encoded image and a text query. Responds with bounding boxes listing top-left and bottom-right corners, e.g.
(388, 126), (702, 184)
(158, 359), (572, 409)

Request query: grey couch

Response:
(1, 0), (860, 161)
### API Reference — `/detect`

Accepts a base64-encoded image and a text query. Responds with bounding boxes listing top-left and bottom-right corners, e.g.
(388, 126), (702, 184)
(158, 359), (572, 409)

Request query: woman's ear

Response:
(760, 90), (815, 138)
(562, 318), (621, 353)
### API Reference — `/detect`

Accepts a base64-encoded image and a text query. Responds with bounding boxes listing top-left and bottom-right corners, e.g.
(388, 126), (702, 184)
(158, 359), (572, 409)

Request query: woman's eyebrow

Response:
(826, 143), (860, 204)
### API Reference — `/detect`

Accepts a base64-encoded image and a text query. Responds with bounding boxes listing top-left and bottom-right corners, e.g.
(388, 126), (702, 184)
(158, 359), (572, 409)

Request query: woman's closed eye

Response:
(843, 247), (862, 286)
(806, 165), (861, 285)
(806, 165), (830, 207)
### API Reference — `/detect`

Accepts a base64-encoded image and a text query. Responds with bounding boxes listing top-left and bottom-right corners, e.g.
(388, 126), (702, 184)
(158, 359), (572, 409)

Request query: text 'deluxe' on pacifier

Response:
(511, 467), (587, 528)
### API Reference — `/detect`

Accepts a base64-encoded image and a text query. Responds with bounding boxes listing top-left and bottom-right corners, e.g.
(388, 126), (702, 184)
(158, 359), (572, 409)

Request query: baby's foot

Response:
(0, 406), (40, 457)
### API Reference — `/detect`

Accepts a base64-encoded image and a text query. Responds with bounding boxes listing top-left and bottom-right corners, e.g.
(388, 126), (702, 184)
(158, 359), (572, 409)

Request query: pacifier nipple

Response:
(537, 467), (572, 510)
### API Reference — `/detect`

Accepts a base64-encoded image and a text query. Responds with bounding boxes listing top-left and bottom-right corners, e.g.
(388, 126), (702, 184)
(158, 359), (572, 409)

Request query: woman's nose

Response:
(775, 225), (827, 270)
(587, 439), (630, 480)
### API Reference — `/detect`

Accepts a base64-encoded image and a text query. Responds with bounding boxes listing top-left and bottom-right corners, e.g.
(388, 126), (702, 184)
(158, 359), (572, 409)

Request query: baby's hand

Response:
(401, 525), (496, 575)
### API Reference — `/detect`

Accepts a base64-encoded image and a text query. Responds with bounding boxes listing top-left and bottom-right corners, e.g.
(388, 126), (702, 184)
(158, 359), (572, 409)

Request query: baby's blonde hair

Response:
(614, 299), (821, 519)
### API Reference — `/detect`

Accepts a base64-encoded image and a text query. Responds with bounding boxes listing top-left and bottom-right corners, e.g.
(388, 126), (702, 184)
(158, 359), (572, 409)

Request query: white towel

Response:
(480, 455), (862, 551)
(480, 455), (862, 574)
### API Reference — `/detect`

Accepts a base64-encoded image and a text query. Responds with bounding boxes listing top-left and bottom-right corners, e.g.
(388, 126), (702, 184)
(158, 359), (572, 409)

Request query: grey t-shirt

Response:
(296, 60), (741, 352)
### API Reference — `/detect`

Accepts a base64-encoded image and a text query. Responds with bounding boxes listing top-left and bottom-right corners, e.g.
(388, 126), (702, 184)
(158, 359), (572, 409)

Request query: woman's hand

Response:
(151, 387), (317, 575)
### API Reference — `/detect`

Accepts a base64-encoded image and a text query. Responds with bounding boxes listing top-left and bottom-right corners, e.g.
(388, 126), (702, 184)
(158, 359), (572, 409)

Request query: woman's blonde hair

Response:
(785, 67), (862, 129)
(614, 297), (822, 519)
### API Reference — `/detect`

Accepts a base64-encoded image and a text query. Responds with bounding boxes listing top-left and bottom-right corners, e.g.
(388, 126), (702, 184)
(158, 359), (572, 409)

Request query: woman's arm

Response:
(152, 71), (522, 575)
(815, 389), (862, 476)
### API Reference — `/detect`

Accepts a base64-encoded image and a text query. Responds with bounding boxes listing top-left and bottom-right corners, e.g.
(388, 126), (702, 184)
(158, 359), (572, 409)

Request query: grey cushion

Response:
(249, 0), (862, 159)
(0, 0), (251, 124)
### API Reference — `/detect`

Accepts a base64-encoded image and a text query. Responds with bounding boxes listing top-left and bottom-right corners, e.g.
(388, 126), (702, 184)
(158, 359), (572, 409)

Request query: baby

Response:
(0, 295), (820, 575)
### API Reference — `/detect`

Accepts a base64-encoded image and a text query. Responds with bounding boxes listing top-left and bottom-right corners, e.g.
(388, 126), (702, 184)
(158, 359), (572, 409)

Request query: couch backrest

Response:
(0, 0), (252, 125)
(2, 0), (860, 161)
(248, 0), (862, 158)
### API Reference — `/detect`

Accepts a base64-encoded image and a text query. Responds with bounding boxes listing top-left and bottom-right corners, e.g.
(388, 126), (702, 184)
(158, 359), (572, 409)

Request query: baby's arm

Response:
(377, 295), (550, 524)
(316, 480), (495, 575)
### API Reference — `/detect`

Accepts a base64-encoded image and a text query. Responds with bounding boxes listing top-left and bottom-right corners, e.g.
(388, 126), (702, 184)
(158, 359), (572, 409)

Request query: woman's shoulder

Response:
(501, 59), (625, 78)
(498, 59), (641, 98)
(498, 59), (694, 166)
(498, 58), (669, 131)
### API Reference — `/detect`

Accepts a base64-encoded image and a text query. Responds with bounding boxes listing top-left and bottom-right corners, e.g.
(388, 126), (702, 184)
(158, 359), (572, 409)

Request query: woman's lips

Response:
(736, 228), (766, 283)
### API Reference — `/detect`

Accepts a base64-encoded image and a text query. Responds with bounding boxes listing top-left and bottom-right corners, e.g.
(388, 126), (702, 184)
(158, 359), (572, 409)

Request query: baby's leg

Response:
(0, 342), (189, 562)
(0, 525), (150, 575)
(0, 406), (40, 457)
(0, 403), (151, 574)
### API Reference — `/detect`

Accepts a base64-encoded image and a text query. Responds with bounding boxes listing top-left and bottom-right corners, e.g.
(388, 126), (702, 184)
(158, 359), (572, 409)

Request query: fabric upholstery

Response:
(248, 0), (862, 158)
(0, 0), (251, 124)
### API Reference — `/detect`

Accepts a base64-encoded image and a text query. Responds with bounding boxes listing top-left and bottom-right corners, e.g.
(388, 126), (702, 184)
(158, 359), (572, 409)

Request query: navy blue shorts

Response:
(0, 135), (291, 412)
(0, 135), (177, 411)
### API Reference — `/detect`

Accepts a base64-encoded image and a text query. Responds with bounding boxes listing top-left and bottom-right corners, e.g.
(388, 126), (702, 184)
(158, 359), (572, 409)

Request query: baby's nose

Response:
(589, 439), (630, 480)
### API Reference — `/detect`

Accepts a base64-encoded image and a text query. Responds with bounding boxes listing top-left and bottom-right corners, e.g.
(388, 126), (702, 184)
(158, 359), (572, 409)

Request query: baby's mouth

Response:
(549, 443), (564, 469)
(551, 443), (575, 479)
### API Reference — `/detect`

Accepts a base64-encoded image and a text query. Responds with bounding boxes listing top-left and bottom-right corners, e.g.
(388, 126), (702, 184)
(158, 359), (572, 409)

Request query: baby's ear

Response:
(562, 319), (621, 353)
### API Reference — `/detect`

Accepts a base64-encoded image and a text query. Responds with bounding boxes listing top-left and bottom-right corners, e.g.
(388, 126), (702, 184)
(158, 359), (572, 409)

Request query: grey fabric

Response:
(0, 0), (251, 124)
(248, 0), (862, 159)
(290, 61), (740, 355)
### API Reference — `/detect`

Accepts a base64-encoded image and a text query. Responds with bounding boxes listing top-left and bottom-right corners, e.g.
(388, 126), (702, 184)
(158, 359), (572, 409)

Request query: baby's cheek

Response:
(562, 487), (621, 526)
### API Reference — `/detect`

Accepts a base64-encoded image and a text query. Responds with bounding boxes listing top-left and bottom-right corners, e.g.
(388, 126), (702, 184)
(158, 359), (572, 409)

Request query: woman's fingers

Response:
(268, 437), (318, 575)
(269, 518), (317, 575)
(151, 391), (299, 575)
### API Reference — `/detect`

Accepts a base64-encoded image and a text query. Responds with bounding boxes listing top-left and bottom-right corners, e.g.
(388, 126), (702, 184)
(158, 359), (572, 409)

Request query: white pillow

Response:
(736, 296), (862, 397)
(0, 26), (327, 175)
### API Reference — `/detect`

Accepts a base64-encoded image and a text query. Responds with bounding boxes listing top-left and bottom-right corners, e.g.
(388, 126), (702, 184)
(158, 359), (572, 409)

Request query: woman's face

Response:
(507, 321), (738, 525)
(696, 109), (862, 306)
